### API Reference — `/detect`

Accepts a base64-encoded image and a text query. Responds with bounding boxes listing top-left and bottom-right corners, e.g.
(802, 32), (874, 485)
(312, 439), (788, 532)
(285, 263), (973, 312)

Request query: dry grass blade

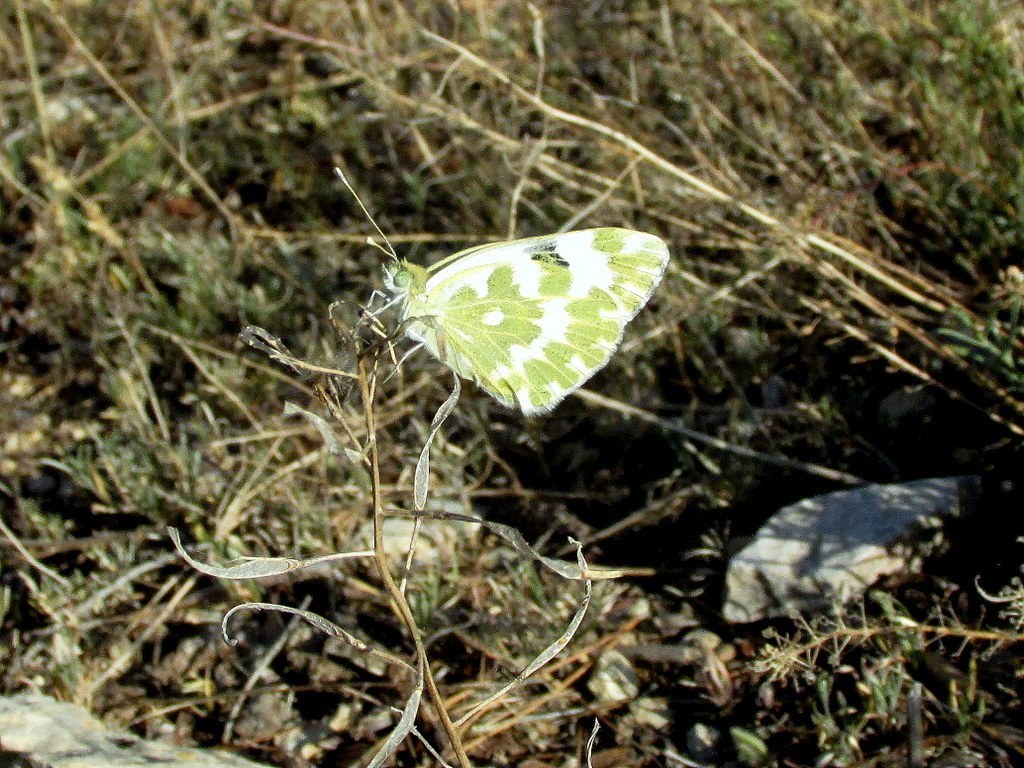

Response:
(168, 526), (373, 580)
(367, 676), (423, 768)
(220, 602), (415, 674)
(573, 389), (863, 485)
(223, 595), (313, 744)
(397, 508), (649, 580)
(414, 373), (461, 510)
(456, 543), (594, 728)
(406, 723), (457, 768)
(0, 502), (69, 589)
(585, 719), (601, 768)
(14, 0), (55, 170)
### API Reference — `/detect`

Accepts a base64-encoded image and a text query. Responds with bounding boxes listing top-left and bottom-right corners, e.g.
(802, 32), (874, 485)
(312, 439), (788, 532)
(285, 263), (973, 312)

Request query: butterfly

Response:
(382, 227), (669, 415)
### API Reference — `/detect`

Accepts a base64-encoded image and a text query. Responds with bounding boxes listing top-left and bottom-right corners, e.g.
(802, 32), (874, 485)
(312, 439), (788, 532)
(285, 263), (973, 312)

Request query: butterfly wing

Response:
(405, 228), (669, 415)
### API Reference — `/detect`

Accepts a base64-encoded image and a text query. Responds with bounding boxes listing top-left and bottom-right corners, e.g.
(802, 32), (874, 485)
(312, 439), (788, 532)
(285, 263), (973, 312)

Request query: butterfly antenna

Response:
(333, 167), (398, 260)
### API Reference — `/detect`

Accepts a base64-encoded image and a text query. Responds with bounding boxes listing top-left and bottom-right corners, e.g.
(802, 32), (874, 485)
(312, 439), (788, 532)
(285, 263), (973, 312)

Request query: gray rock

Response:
(587, 649), (640, 704)
(355, 512), (480, 569)
(629, 696), (671, 730)
(723, 476), (978, 623)
(0, 694), (273, 768)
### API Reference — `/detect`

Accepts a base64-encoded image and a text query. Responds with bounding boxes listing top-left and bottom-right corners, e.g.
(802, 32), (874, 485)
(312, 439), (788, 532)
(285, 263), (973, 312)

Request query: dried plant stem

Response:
(420, 29), (946, 314)
(757, 622), (1024, 683)
(15, 0), (55, 169)
(78, 573), (199, 705)
(357, 355), (471, 768)
(223, 595), (313, 744)
(0, 504), (70, 588)
(40, 0), (238, 240)
(574, 388), (863, 485)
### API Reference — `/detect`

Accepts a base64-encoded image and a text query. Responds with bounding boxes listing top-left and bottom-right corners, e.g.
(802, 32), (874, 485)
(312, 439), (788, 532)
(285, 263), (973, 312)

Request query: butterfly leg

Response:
(364, 289), (404, 316)
(382, 341), (425, 385)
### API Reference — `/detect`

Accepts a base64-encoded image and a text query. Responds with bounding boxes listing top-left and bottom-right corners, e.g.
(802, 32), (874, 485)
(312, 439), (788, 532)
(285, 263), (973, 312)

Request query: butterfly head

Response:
(382, 259), (427, 299)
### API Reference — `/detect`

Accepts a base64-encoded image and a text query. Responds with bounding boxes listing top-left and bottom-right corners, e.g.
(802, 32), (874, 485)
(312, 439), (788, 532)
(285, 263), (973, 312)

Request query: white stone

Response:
(0, 694), (272, 767)
(587, 650), (640, 704)
(723, 476), (978, 623)
(355, 512), (479, 569)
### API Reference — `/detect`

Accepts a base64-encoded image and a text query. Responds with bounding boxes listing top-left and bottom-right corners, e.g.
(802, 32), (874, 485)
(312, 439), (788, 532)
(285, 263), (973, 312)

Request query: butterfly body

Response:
(383, 228), (669, 415)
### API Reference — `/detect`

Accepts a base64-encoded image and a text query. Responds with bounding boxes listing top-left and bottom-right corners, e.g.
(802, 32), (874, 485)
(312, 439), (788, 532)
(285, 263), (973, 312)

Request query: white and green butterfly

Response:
(382, 227), (670, 415)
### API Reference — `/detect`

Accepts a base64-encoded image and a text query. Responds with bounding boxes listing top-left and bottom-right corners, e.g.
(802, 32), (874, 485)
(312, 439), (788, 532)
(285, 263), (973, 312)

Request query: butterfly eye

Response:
(383, 261), (412, 293)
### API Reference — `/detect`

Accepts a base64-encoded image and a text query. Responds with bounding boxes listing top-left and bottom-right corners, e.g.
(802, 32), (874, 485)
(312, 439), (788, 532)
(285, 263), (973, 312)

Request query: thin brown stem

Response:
(357, 354), (472, 768)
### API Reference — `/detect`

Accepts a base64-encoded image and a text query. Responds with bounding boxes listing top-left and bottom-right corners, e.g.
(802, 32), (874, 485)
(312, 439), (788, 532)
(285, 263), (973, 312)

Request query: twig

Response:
(420, 29), (945, 314)
(572, 388), (864, 485)
(0, 505), (70, 589)
(39, 1), (239, 241)
(78, 573), (199, 705)
(357, 354), (472, 767)
(223, 595), (313, 743)
(907, 681), (924, 768)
